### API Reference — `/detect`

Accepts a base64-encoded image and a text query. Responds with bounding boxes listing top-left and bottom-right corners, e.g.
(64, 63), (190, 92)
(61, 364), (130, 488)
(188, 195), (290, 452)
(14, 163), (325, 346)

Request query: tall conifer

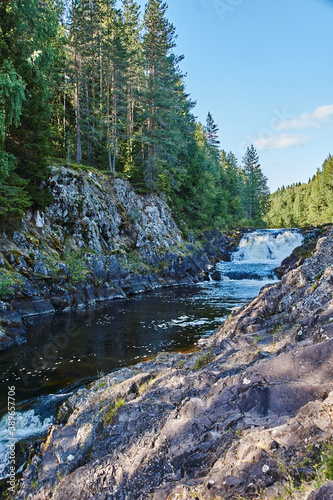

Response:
(142, 0), (192, 191)
(242, 144), (269, 221)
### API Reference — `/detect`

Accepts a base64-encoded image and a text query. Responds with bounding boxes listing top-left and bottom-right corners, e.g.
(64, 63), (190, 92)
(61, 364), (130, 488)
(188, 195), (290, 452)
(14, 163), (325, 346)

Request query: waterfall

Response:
(216, 229), (304, 282)
(232, 229), (304, 264)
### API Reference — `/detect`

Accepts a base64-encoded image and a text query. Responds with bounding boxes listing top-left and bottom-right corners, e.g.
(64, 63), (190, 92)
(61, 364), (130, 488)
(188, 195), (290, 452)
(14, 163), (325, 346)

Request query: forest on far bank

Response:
(265, 155), (333, 228)
(0, 0), (331, 232)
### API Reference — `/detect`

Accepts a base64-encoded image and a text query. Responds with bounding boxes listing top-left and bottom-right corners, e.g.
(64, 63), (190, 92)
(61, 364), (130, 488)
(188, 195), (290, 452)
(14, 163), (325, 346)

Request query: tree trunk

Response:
(74, 53), (82, 164)
(85, 80), (90, 161)
(72, 0), (82, 164)
(112, 71), (117, 173)
(63, 73), (66, 150)
(106, 81), (112, 172)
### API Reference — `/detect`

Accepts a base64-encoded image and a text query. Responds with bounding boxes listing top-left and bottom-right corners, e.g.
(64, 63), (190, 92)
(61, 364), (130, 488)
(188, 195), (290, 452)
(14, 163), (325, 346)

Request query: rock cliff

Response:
(14, 228), (333, 499)
(0, 167), (235, 351)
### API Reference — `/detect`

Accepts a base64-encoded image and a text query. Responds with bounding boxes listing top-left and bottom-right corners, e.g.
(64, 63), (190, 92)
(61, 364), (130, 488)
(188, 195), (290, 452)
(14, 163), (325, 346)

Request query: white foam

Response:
(232, 230), (304, 264)
(0, 410), (53, 479)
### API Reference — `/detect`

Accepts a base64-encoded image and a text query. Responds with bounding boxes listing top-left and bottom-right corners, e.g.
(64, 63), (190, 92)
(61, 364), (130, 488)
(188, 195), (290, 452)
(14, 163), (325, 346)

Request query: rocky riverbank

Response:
(0, 166), (237, 352)
(12, 228), (333, 499)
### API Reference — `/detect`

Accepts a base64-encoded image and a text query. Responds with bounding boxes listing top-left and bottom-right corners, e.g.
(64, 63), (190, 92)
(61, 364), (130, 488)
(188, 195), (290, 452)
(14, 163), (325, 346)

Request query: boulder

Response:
(307, 482), (333, 500)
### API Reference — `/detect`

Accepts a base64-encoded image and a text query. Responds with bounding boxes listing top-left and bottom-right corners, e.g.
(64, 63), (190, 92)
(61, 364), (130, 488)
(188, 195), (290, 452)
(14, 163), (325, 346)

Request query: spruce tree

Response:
(205, 112), (220, 153)
(0, 61), (25, 182)
(0, 58), (30, 219)
(4, 0), (62, 207)
(221, 151), (244, 224)
(242, 144), (269, 222)
(0, 0), (62, 215)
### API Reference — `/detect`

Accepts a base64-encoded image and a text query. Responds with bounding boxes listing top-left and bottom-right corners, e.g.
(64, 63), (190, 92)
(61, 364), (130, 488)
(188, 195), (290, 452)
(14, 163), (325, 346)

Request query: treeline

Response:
(0, 0), (269, 230)
(265, 155), (333, 228)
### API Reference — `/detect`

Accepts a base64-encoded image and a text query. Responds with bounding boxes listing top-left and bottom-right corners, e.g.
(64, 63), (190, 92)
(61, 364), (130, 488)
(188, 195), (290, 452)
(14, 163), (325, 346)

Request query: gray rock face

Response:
(307, 482), (333, 500)
(43, 168), (183, 254)
(0, 167), (234, 351)
(15, 227), (333, 499)
(13, 231), (28, 249)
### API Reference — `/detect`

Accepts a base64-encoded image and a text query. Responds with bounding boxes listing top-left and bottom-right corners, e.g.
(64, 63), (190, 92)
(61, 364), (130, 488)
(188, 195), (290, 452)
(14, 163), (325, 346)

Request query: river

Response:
(0, 228), (303, 479)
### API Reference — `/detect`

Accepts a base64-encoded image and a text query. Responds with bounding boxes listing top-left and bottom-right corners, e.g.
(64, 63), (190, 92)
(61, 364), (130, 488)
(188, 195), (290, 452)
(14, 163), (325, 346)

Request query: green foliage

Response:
(103, 398), (126, 426)
(0, 0), (61, 213)
(0, 0), (273, 229)
(241, 144), (270, 222)
(139, 375), (159, 394)
(0, 172), (31, 220)
(320, 444), (333, 481)
(0, 271), (15, 299)
(276, 441), (333, 499)
(0, 269), (24, 298)
(154, 259), (169, 273)
(265, 155), (333, 228)
(141, 0), (194, 191)
(123, 250), (149, 273)
(0, 60), (25, 181)
(65, 253), (89, 285)
(205, 111), (220, 159)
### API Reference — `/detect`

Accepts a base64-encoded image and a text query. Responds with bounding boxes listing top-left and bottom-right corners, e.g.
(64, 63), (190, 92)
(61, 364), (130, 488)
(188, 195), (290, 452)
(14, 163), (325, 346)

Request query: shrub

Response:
(0, 272), (16, 299)
(65, 253), (89, 285)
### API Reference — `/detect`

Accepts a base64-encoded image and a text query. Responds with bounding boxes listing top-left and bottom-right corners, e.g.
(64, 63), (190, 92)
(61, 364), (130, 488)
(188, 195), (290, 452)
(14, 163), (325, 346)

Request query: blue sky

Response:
(133, 0), (333, 192)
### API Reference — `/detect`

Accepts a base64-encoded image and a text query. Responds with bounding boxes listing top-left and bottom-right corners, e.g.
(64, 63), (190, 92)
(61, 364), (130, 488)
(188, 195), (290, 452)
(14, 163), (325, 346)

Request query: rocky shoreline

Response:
(11, 227), (333, 499)
(0, 167), (237, 352)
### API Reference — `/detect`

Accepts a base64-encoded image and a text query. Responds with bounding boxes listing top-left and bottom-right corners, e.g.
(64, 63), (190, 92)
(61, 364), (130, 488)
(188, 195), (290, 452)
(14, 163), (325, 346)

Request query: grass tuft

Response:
(103, 398), (126, 426)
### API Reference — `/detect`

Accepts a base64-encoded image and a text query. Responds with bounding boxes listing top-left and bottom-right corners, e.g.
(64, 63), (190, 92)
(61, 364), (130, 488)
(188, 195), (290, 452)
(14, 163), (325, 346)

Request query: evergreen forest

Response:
(0, 0), (272, 231)
(1, 0), (331, 231)
(265, 155), (333, 228)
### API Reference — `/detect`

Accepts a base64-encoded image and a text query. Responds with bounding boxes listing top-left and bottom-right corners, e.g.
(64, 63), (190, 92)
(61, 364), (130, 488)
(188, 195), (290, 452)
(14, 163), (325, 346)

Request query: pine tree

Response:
(142, 0), (193, 191)
(109, 9), (128, 173)
(121, 0), (144, 174)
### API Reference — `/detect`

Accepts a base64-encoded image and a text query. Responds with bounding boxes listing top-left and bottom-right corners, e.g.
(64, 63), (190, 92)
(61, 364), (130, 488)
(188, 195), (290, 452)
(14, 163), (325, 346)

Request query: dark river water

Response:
(0, 229), (304, 478)
(0, 280), (268, 415)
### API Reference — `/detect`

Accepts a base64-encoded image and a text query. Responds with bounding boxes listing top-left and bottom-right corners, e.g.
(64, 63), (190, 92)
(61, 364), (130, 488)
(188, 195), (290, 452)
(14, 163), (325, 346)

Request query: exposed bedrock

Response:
(14, 228), (333, 499)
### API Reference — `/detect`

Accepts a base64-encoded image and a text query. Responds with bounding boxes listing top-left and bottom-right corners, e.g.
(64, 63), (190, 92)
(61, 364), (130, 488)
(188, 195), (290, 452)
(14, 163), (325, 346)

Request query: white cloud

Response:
(255, 133), (310, 150)
(313, 104), (333, 120)
(275, 104), (333, 130)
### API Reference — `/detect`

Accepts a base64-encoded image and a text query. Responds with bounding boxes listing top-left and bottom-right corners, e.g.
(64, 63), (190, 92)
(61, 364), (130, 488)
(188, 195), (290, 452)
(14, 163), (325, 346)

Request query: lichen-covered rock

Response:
(42, 168), (183, 255)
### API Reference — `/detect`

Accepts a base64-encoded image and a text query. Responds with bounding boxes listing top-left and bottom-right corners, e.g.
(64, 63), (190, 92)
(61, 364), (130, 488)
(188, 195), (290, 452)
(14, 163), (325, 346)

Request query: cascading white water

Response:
(216, 229), (304, 282)
(0, 410), (53, 479)
(232, 229), (304, 264)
